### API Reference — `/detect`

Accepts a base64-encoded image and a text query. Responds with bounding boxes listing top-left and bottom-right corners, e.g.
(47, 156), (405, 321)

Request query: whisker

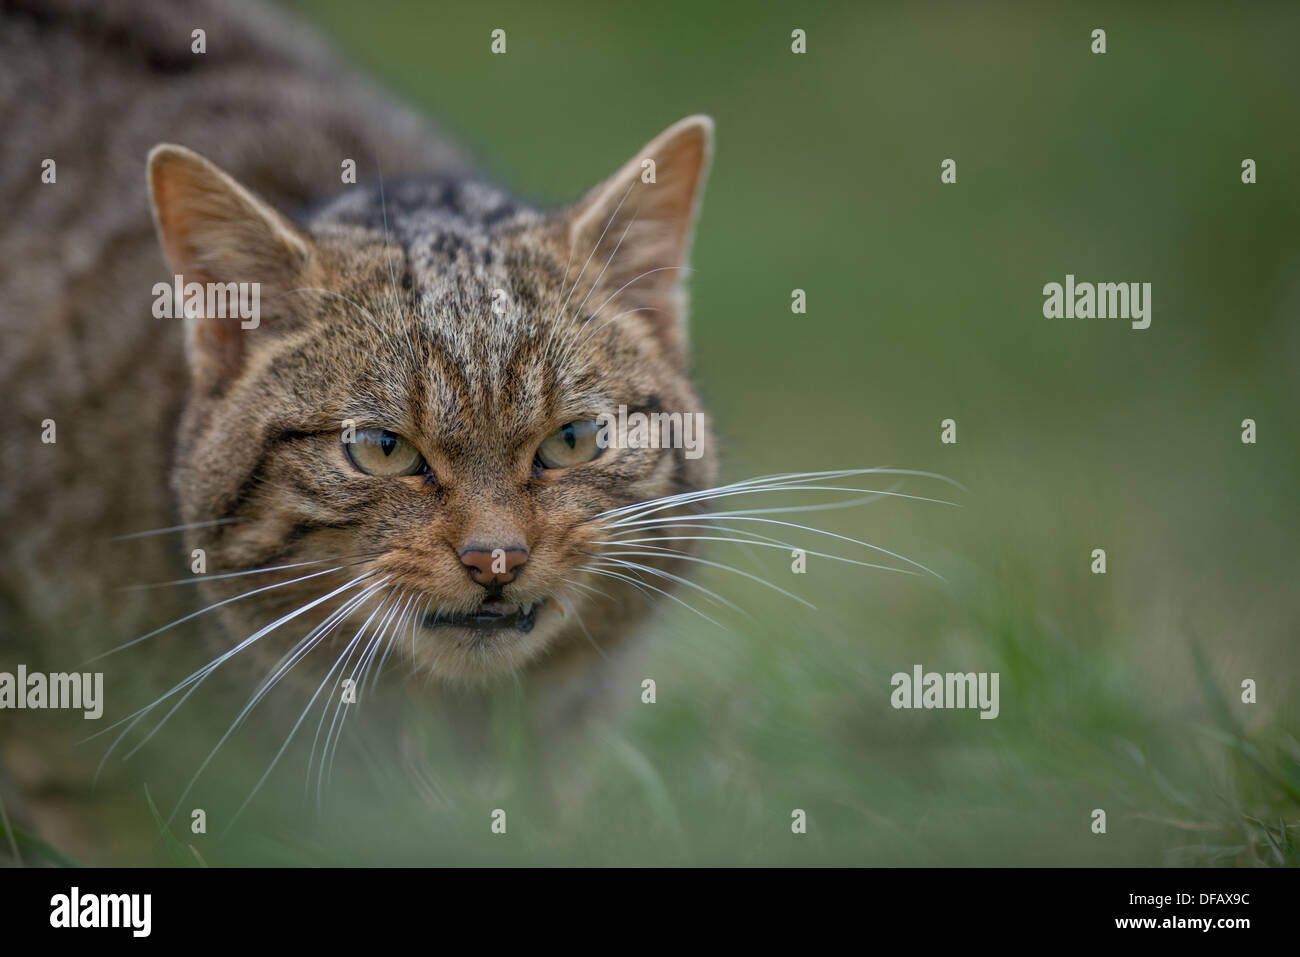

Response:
(555, 582), (607, 659)
(543, 180), (639, 369)
(118, 552), (382, 591)
(236, 580), (389, 735)
(410, 596), (431, 672)
(595, 536), (924, 577)
(85, 562), (375, 664)
(371, 589), (418, 691)
(594, 467), (964, 523)
(578, 305), (659, 348)
(603, 519), (790, 546)
(553, 180), (637, 329)
(327, 589), (411, 788)
(163, 578), (389, 822)
(375, 164), (423, 370)
(555, 213), (638, 369)
(220, 577), (399, 836)
(110, 518), (236, 542)
(607, 513), (944, 581)
(693, 492), (894, 516)
(356, 587), (403, 699)
(122, 581), (384, 774)
(605, 485), (960, 528)
(584, 552), (750, 615)
(570, 214), (636, 326)
(557, 575), (614, 603)
(307, 587), (395, 800)
(596, 551), (813, 610)
(322, 627), (387, 797)
(585, 563), (726, 629)
(89, 572), (379, 785)
(352, 588), (404, 708)
(582, 265), (692, 333)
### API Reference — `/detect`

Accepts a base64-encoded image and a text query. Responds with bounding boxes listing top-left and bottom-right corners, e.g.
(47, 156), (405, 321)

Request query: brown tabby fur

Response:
(0, 0), (714, 859)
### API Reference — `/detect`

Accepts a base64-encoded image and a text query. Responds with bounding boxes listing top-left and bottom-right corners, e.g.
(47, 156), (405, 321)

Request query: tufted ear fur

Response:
(147, 143), (313, 391)
(563, 115), (713, 360)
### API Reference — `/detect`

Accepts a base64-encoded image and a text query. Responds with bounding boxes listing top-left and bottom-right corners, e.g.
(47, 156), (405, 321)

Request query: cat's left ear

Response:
(147, 144), (313, 391)
(562, 115), (713, 360)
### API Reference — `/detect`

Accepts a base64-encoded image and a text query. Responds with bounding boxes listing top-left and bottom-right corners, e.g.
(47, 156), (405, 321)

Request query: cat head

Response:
(147, 117), (716, 683)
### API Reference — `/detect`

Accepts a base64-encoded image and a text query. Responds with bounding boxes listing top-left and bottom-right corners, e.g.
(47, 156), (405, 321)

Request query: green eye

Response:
(535, 420), (603, 470)
(345, 428), (426, 476)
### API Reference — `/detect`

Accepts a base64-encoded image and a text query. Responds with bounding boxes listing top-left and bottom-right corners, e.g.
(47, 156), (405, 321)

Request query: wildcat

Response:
(1, 1), (938, 863)
(0, 0), (720, 856)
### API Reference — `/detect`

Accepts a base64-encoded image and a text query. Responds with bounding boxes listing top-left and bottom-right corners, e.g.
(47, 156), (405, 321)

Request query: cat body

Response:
(0, 0), (715, 856)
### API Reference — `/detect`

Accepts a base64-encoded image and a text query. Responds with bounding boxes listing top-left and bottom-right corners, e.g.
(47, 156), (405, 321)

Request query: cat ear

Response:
(147, 144), (312, 388)
(564, 115), (713, 359)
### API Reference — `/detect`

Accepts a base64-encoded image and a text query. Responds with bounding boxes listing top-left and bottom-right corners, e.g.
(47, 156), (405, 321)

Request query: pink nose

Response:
(458, 546), (529, 585)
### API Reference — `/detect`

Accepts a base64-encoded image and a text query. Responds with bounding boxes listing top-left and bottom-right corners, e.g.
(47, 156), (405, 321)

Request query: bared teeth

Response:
(421, 599), (543, 631)
(475, 599), (540, 617)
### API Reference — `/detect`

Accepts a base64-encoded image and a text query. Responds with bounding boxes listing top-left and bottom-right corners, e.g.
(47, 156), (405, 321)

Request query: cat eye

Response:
(535, 420), (603, 470)
(345, 428), (427, 477)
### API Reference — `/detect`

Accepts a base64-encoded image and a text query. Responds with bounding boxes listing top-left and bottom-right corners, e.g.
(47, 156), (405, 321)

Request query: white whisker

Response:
(86, 562), (370, 664)
(110, 518), (236, 542)
(586, 562), (726, 629)
(544, 179), (638, 367)
(555, 213), (638, 369)
(605, 485), (960, 529)
(582, 264), (692, 333)
(555, 582), (606, 659)
(118, 553), (381, 591)
(595, 467), (964, 524)
(595, 536), (923, 577)
(586, 553), (750, 615)
(578, 305), (659, 348)
(371, 589), (418, 690)
(221, 581), (391, 836)
(164, 577), (389, 823)
(90, 572), (378, 786)
(307, 587), (395, 802)
(607, 514), (943, 581)
(374, 165), (423, 370)
(597, 551), (813, 610)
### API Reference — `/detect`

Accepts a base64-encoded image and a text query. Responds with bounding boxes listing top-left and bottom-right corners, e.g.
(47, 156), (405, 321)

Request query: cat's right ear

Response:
(147, 144), (312, 390)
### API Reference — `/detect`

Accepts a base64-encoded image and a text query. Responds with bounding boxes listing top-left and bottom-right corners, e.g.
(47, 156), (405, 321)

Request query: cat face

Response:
(149, 118), (716, 683)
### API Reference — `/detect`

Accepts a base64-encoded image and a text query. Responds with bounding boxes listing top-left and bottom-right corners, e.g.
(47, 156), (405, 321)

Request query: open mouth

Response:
(422, 598), (541, 634)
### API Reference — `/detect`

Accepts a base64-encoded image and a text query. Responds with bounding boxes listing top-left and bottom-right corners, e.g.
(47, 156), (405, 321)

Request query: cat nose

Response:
(458, 545), (529, 585)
